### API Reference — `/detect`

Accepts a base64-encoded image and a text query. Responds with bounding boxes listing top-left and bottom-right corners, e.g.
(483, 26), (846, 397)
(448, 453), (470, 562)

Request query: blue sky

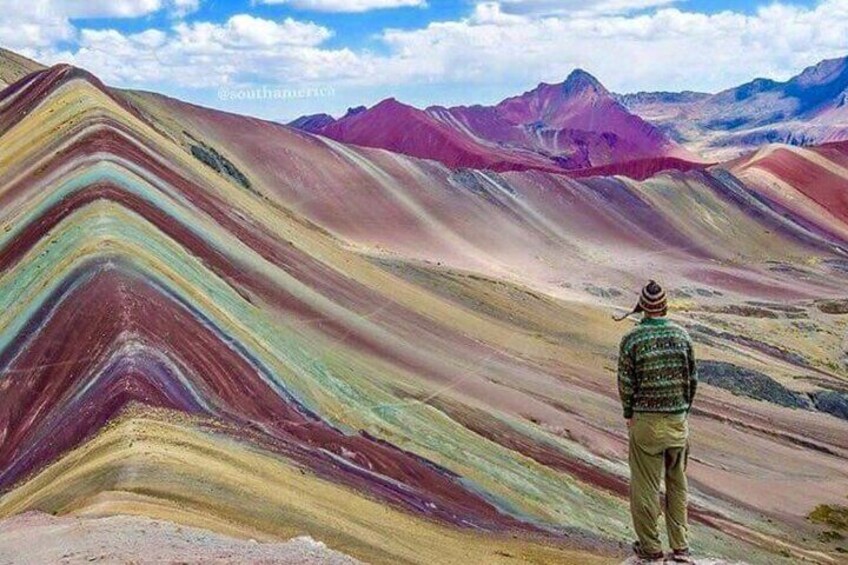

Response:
(2, 0), (845, 121)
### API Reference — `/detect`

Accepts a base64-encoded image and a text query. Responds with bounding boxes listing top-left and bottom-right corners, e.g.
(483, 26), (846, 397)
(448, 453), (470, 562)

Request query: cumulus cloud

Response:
(60, 0), (165, 18)
(173, 14), (332, 48)
(377, 0), (848, 93)
(258, 0), (426, 12)
(496, 0), (680, 16)
(40, 14), (363, 88)
(0, 0), (75, 49)
(0, 0), (199, 50)
(170, 0), (202, 18)
(10, 0), (848, 109)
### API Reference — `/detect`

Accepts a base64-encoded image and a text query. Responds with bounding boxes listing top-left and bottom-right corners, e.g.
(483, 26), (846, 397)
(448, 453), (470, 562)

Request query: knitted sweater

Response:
(617, 317), (697, 418)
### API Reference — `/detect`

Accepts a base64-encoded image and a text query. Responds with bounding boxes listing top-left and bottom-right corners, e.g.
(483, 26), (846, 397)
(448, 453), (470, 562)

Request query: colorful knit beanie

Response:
(613, 280), (667, 321)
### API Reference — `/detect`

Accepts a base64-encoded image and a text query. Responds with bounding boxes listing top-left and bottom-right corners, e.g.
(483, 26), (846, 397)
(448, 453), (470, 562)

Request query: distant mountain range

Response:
(291, 70), (700, 179)
(294, 55), (848, 170)
(618, 56), (848, 160)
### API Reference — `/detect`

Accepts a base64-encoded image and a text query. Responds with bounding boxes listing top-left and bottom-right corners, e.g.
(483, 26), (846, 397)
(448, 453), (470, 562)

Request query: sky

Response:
(1, 0), (847, 121)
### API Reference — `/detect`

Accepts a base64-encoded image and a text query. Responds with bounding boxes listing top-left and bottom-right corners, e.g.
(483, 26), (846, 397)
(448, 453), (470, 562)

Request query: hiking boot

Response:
(631, 541), (664, 562)
(669, 548), (695, 563)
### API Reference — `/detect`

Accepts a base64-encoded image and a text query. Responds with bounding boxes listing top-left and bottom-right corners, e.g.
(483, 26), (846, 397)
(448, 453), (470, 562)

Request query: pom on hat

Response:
(612, 280), (667, 321)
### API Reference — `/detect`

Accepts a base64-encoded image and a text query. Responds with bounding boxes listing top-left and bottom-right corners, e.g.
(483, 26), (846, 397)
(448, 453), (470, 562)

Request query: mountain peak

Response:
(0, 63), (145, 138)
(287, 113), (335, 133)
(342, 105), (367, 118)
(794, 55), (848, 88)
(373, 97), (405, 108)
(561, 69), (608, 96)
(368, 97), (421, 116)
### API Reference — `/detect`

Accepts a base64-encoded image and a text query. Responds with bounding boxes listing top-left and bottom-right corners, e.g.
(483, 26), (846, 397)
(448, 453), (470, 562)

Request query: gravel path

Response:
(0, 512), (361, 564)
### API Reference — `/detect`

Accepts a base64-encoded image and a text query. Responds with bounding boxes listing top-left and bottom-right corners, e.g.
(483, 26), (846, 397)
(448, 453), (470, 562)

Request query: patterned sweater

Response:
(617, 317), (698, 418)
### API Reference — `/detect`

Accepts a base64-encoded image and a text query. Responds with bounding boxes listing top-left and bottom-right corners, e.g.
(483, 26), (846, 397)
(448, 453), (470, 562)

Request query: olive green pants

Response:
(628, 411), (690, 554)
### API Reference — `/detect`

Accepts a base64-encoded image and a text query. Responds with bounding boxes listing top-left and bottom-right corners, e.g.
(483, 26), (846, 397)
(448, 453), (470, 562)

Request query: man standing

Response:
(615, 280), (697, 563)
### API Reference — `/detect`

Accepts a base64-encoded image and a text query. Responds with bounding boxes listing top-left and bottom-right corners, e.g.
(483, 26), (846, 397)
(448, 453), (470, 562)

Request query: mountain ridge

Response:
(290, 55), (848, 169)
(0, 47), (44, 88)
(619, 55), (848, 158)
(291, 68), (698, 177)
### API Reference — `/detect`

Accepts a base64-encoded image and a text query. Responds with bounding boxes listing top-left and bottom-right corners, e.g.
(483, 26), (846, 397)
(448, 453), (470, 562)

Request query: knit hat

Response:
(613, 280), (667, 321)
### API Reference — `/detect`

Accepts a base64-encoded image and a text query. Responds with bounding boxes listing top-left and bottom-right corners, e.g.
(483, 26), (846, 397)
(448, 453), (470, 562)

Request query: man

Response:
(615, 280), (697, 564)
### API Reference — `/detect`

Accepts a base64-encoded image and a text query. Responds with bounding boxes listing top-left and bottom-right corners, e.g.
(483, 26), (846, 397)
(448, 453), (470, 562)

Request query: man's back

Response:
(617, 317), (697, 419)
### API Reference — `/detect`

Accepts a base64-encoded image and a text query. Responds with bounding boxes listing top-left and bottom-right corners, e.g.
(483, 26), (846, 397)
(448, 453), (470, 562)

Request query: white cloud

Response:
(471, 2), (526, 24)
(39, 14), (360, 88)
(61, 0), (165, 18)
(9, 0), (848, 114)
(173, 15), (332, 48)
(375, 0), (848, 93)
(496, 0), (680, 16)
(170, 0), (201, 17)
(259, 0), (426, 11)
(0, 0), (199, 50)
(0, 0), (75, 49)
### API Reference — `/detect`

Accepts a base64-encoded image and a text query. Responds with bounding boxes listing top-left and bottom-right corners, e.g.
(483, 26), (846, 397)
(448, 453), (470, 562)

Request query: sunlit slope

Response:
(730, 141), (848, 240)
(125, 89), (848, 303)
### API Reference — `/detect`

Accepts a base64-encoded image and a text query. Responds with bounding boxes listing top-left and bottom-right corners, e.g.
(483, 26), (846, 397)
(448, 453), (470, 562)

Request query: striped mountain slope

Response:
(0, 62), (846, 563)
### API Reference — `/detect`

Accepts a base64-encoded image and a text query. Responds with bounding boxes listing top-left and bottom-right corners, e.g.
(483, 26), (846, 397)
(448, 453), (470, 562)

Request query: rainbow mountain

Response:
(0, 52), (848, 563)
(291, 69), (700, 178)
(292, 55), (848, 179)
